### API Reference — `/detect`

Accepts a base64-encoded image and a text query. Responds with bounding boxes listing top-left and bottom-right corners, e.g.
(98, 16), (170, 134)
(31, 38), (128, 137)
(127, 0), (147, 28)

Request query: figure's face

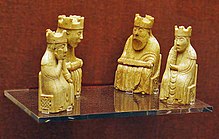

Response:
(66, 29), (83, 47)
(132, 26), (150, 50)
(54, 43), (68, 60)
(175, 36), (189, 53)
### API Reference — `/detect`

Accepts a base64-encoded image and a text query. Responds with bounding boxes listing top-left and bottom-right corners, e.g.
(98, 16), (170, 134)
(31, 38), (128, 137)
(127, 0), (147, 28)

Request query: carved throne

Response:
(38, 72), (54, 114)
(149, 54), (162, 95)
(186, 64), (198, 104)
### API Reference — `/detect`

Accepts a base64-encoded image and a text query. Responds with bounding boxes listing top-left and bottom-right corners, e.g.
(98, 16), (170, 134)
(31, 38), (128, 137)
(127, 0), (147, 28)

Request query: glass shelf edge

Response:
(4, 87), (213, 123)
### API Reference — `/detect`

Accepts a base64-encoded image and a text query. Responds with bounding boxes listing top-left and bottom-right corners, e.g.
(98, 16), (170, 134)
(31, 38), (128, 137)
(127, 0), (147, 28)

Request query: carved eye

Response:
(139, 28), (143, 33)
(180, 38), (185, 41)
(55, 44), (65, 49)
(77, 31), (82, 36)
(61, 44), (65, 49)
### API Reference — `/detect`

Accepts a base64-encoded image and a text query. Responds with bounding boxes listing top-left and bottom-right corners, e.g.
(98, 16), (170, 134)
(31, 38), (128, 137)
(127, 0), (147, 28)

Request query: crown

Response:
(46, 29), (67, 44)
(134, 14), (154, 29)
(58, 15), (84, 29)
(175, 25), (192, 37)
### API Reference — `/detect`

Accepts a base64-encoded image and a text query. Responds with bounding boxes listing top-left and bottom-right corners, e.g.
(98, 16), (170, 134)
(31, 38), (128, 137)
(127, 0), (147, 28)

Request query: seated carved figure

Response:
(38, 29), (74, 114)
(114, 14), (161, 95)
(160, 26), (198, 105)
(56, 15), (84, 96)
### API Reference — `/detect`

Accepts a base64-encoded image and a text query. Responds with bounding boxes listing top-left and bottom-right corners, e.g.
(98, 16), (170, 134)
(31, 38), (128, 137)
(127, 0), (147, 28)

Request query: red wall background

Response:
(0, 0), (218, 138)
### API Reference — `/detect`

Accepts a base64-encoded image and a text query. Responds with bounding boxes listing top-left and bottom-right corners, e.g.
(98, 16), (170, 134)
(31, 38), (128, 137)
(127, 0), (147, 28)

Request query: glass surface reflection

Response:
(4, 86), (213, 123)
(114, 89), (159, 112)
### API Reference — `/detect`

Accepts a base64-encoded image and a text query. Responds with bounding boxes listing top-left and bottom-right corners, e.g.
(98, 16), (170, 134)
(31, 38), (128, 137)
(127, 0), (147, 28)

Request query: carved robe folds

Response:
(38, 29), (74, 114)
(39, 51), (73, 113)
(56, 15), (85, 97)
(66, 58), (83, 96)
(160, 45), (197, 104)
(114, 35), (160, 94)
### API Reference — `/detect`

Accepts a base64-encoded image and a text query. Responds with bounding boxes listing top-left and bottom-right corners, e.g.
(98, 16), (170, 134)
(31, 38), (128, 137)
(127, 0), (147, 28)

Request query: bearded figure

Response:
(114, 14), (161, 95)
(160, 26), (198, 105)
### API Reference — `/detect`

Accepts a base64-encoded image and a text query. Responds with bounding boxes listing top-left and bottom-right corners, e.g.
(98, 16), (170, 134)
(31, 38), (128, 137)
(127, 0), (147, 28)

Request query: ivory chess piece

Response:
(38, 29), (74, 113)
(114, 14), (161, 95)
(56, 15), (84, 96)
(160, 26), (198, 105)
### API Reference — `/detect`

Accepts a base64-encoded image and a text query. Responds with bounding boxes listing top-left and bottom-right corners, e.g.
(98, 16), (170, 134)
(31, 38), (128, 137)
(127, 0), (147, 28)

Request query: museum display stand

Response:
(4, 85), (213, 123)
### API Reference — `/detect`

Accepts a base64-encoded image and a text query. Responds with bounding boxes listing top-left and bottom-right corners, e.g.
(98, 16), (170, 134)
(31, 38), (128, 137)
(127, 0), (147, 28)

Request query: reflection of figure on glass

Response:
(56, 15), (84, 97)
(114, 14), (161, 95)
(73, 97), (81, 115)
(160, 26), (198, 105)
(38, 29), (74, 114)
(114, 90), (159, 112)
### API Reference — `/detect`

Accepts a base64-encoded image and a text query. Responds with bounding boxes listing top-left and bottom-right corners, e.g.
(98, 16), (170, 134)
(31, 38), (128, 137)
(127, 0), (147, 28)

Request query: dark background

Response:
(0, 0), (218, 138)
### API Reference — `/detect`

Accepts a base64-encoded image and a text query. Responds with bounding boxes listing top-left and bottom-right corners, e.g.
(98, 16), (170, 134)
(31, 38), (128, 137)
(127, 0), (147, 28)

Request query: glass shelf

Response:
(4, 85), (213, 123)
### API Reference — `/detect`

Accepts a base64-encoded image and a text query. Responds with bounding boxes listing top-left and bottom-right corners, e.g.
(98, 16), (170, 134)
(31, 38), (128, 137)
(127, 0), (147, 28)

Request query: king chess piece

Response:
(114, 14), (161, 95)
(56, 15), (84, 97)
(38, 29), (74, 114)
(160, 25), (198, 105)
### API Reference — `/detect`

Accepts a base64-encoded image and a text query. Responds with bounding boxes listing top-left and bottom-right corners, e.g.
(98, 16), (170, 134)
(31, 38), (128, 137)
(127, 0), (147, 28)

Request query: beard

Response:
(132, 37), (147, 51)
